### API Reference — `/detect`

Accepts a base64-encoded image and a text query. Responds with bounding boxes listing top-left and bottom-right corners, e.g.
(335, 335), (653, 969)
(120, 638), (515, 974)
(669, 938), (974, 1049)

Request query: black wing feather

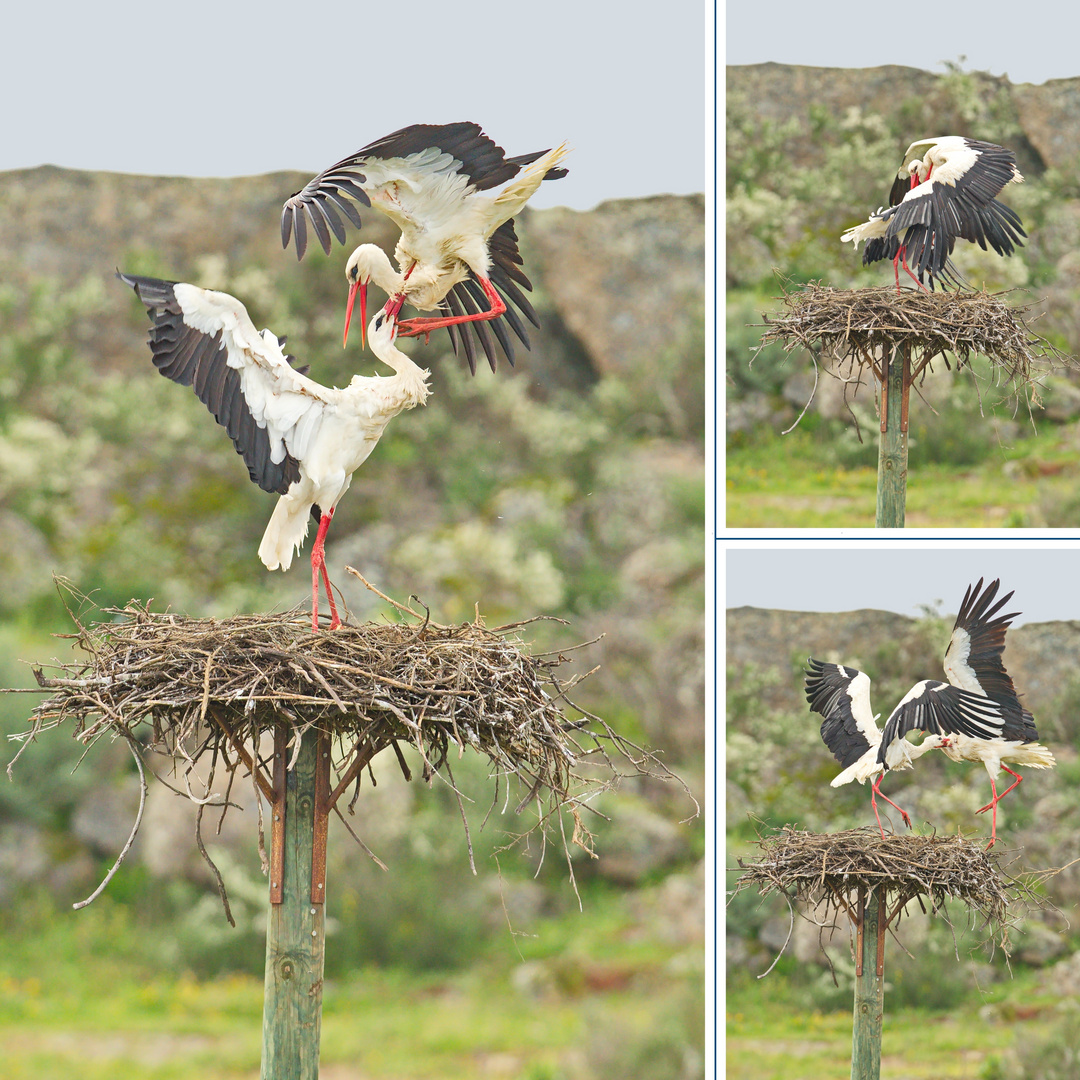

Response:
(117, 272), (303, 496)
(804, 658), (875, 769)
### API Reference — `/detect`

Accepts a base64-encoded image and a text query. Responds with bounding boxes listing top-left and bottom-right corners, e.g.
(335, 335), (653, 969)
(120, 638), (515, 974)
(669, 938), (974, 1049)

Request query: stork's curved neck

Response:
(366, 325), (431, 405)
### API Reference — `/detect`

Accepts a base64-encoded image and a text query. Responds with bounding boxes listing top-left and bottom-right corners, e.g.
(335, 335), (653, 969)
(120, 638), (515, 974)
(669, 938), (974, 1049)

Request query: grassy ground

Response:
(725, 424), (1080, 528)
(0, 883), (702, 1080)
(727, 964), (1058, 1080)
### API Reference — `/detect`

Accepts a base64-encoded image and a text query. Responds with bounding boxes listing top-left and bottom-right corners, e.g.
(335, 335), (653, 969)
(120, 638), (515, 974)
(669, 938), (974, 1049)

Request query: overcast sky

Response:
(3, 1), (710, 212)
(725, 543), (1080, 626)
(726, 0), (1080, 84)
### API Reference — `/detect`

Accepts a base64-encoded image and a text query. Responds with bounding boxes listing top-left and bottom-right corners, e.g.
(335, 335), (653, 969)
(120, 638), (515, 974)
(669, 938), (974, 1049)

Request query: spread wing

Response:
(282, 122), (540, 259)
(118, 272), (330, 495)
(442, 217), (541, 374)
(876, 679), (1013, 765)
(805, 658), (879, 768)
(944, 577), (1038, 741)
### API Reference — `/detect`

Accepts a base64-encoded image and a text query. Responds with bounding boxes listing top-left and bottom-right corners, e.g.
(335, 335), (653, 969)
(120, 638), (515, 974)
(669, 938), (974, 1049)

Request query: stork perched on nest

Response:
(876, 578), (1055, 847)
(842, 137), (1026, 293)
(119, 272), (429, 632)
(281, 122), (569, 373)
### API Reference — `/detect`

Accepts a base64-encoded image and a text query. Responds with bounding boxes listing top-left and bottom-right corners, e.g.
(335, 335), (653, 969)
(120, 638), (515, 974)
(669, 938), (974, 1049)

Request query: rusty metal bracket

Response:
(879, 355), (889, 434)
(324, 737), (377, 815)
(855, 889), (866, 977)
(269, 725), (288, 905)
(900, 345), (912, 434)
(876, 890), (887, 978)
(310, 728), (332, 906)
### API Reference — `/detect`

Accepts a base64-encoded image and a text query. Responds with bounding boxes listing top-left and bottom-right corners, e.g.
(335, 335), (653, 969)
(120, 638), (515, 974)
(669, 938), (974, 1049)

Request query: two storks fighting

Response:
(806, 578), (1054, 848)
(122, 124), (569, 629)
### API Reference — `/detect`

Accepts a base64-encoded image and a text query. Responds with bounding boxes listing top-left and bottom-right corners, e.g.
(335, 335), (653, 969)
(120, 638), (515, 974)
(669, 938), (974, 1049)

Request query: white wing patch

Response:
(173, 281), (334, 467)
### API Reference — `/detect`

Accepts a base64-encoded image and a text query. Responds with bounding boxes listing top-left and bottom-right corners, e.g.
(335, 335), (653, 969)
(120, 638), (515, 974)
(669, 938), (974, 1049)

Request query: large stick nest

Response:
(755, 285), (1074, 428)
(759, 284), (1067, 380)
(8, 579), (689, 911)
(730, 826), (1052, 966)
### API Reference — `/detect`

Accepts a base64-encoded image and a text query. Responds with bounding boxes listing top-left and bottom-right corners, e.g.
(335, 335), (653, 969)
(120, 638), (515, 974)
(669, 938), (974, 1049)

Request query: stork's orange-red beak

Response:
(343, 280), (368, 349)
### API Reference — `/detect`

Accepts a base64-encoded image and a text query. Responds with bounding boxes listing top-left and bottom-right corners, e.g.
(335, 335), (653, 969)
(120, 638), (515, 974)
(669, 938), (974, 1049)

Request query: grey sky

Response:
(4, 1), (710, 213)
(725, 545), (1080, 626)
(727, 0), (1079, 85)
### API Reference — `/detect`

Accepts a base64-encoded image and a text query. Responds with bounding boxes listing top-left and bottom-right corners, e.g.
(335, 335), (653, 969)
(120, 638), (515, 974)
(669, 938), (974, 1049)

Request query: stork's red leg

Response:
(396, 276), (507, 342)
(871, 774), (912, 835)
(979, 777), (1001, 849)
(870, 780), (887, 840)
(310, 509), (339, 632)
(976, 766), (1022, 814)
(319, 559), (340, 630)
(893, 246), (927, 293)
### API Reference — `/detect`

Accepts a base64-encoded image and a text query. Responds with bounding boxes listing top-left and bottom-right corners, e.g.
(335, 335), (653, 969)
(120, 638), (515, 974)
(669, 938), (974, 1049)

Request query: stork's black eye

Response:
(347, 265), (359, 283)
(374, 313), (385, 331)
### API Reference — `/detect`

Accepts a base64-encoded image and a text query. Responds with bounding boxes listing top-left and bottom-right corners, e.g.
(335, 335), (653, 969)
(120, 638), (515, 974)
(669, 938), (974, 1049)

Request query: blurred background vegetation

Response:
(0, 167), (704, 1078)
(727, 61), (1080, 527)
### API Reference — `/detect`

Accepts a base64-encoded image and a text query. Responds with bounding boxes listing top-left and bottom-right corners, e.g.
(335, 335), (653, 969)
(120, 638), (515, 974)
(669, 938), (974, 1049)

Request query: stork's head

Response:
(344, 245), (381, 349)
(366, 308), (398, 352)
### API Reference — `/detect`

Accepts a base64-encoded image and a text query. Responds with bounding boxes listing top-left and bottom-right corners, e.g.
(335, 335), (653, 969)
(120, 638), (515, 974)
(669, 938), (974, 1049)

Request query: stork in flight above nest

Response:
(119, 272), (429, 632)
(841, 137), (1026, 293)
(281, 122), (569, 374)
(876, 577), (1055, 848)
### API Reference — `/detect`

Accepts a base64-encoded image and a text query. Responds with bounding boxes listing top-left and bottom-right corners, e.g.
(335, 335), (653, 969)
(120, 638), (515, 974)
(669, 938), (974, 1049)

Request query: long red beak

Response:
(343, 280), (368, 348)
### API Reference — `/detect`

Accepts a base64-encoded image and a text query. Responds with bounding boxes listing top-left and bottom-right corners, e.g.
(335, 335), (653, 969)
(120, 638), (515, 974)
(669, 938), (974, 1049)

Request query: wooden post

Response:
(851, 885), (885, 1080)
(262, 726), (327, 1080)
(875, 342), (910, 528)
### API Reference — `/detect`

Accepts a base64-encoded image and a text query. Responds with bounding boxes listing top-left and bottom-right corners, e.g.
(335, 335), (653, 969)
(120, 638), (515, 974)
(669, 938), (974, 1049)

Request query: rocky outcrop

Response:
(728, 62), (1080, 175)
(727, 604), (1080, 716)
(0, 166), (704, 387)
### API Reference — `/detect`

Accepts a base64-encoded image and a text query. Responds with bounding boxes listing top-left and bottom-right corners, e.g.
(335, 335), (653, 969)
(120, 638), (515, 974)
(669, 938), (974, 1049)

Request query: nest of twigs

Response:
(8, 576), (687, 913)
(755, 284), (1073, 431)
(730, 826), (1049, 967)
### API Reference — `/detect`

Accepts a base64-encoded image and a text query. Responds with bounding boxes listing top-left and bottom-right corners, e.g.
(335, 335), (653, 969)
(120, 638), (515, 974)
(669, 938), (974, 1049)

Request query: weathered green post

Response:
(851, 885), (885, 1080)
(261, 725), (329, 1080)
(875, 343), (910, 528)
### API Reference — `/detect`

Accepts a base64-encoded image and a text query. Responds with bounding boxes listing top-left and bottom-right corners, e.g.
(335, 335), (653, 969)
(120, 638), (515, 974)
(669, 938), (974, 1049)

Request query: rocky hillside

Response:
(0, 166), (703, 386)
(727, 603), (1080, 713)
(728, 62), (1080, 176)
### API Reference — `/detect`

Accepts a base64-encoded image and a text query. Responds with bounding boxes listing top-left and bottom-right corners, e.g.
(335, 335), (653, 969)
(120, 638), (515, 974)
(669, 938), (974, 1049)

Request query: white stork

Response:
(877, 578), (1055, 847)
(281, 122), (569, 373)
(804, 657), (1004, 837)
(119, 272), (430, 631)
(841, 137), (1026, 292)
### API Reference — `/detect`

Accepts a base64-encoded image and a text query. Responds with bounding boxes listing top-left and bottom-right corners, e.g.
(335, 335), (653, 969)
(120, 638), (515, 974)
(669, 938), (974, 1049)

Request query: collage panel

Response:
(723, 540), (1080, 1077)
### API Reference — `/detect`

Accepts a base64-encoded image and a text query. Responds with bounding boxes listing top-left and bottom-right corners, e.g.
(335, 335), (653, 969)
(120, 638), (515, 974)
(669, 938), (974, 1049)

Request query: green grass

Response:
(725, 424), (1080, 528)
(0, 882), (702, 1080)
(727, 962), (1059, 1080)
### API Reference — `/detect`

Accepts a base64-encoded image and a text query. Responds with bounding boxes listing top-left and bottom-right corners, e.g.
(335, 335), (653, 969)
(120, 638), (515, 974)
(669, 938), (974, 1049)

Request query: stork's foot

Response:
(396, 277), (507, 342)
